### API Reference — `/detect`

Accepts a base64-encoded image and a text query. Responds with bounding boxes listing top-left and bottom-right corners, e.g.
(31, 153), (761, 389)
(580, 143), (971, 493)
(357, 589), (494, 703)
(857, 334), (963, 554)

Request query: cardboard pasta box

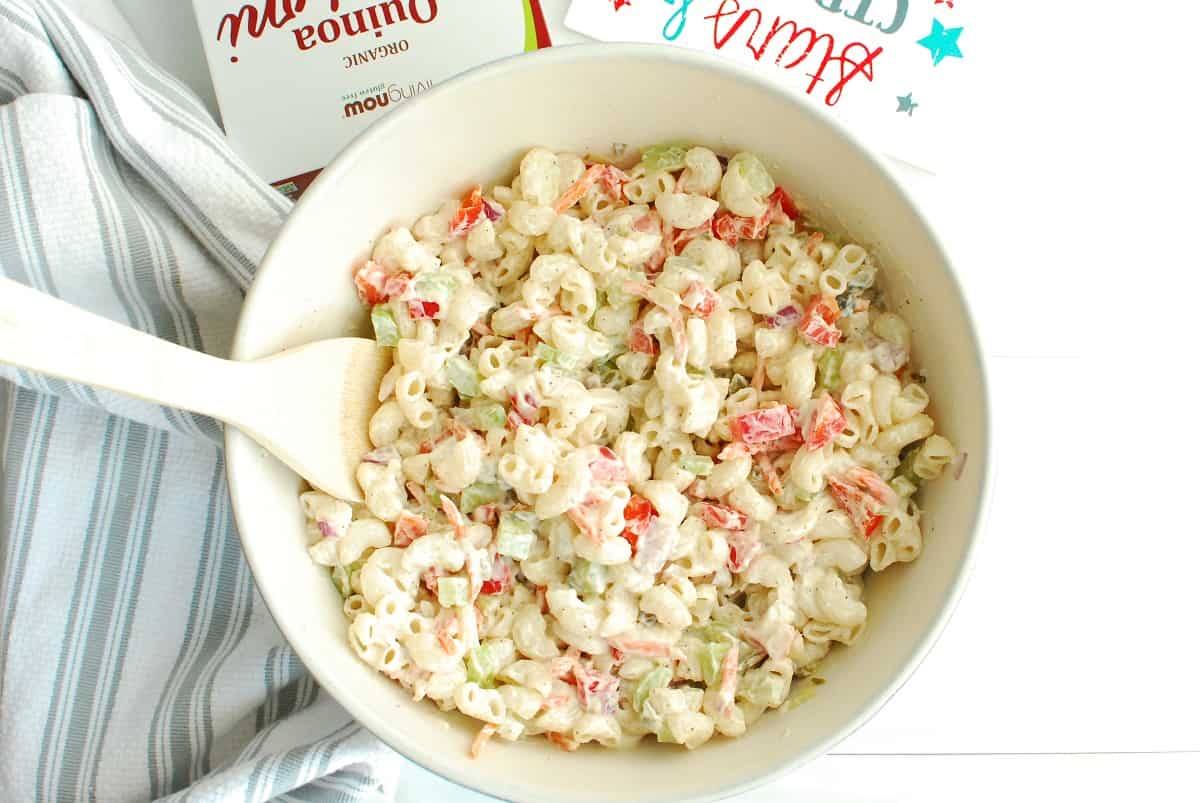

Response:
(192, 1), (553, 199)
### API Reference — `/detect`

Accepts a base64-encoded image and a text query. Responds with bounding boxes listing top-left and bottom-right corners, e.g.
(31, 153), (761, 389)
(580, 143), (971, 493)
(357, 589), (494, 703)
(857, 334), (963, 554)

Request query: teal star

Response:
(917, 19), (963, 66)
(896, 93), (918, 116)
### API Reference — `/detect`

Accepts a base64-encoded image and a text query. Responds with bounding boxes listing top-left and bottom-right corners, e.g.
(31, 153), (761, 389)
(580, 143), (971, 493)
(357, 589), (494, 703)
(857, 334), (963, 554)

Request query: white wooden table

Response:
(71, 1), (1200, 799)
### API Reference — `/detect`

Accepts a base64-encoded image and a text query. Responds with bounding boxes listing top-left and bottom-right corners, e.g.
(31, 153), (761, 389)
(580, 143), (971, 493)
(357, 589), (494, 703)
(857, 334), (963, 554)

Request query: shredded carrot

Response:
(756, 452), (783, 496)
(717, 642), (739, 716)
(669, 308), (688, 366)
(405, 481), (430, 508)
(547, 732), (579, 752)
(751, 355), (768, 391)
(469, 724), (497, 759)
(804, 231), (825, 257)
(567, 504), (604, 544)
(608, 637), (678, 660)
(435, 614), (459, 654)
(553, 164), (628, 214)
(441, 496), (467, 540)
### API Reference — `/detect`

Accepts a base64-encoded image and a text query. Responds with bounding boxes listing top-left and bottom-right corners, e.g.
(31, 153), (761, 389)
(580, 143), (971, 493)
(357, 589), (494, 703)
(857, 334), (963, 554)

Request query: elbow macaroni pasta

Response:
(305, 144), (958, 756)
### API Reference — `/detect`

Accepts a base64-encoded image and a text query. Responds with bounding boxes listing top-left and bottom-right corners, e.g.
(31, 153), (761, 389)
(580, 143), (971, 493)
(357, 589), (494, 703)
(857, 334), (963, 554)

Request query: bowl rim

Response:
(226, 41), (994, 803)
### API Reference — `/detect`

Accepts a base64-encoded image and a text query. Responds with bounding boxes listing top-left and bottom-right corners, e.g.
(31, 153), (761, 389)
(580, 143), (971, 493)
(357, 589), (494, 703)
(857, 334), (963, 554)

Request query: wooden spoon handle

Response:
(0, 276), (246, 422)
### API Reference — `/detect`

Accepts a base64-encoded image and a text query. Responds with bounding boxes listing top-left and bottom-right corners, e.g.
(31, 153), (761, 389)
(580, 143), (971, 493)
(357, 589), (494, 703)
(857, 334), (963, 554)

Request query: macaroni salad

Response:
(301, 145), (956, 756)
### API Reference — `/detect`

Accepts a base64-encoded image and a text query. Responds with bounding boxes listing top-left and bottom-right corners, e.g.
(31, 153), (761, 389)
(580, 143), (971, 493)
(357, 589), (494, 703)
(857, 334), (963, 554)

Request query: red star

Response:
(613, 0), (632, 9)
(935, 0), (955, 7)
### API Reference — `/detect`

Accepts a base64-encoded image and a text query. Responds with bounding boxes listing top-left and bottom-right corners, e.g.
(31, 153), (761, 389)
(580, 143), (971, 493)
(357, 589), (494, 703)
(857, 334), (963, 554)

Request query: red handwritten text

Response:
(703, 0), (883, 107)
(218, 0), (306, 49)
(216, 0), (439, 55)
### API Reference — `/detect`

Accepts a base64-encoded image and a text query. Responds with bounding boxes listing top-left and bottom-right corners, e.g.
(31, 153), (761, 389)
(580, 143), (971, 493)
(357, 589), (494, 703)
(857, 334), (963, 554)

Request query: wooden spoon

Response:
(0, 277), (390, 502)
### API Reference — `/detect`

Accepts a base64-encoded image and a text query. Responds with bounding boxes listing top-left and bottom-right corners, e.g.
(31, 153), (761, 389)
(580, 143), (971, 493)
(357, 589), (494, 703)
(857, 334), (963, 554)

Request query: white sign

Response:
(565, 0), (971, 172)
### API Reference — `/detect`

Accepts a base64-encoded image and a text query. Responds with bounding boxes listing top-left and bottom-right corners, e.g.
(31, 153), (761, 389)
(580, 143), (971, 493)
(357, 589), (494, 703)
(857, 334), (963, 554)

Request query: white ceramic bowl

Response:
(227, 44), (990, 803)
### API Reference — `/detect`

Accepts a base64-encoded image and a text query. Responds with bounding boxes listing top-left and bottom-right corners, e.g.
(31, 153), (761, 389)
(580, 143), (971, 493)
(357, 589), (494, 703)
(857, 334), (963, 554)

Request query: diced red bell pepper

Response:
(768, 186), (802, 221)
(682, 282), (720, 318)
(589, 447), (628, 483)
(726, 526), (761, 572)
(702, 503), (748, 531)
(382, 272), (412, 299)
(508, 392), (540, 426)
(392, 511), (428, 546)
(711, 210), (767, 246)
(634, 213), (670, 276)
(798, 296), (842, 347)
(407, 300), (440, 319)
(353, 261), (389, 306)
(621, 494), (656, 555)
(449, 185), (486, 238)
(672, 224), (710, 255)
(801, 393), (846, 451)
(730, 405), (796, 445)
(623, 495), (655, 536)
(765, 305), (801, 328)
(573, 665), (620, 714)
(827, 475), (885, 536)
(479, 555), (512, 595)
(628, 325), (660, 355)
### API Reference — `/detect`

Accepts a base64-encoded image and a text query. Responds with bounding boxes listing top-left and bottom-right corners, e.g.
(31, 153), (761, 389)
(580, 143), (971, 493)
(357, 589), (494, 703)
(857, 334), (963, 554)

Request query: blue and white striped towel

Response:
(0, 1), (492, 800)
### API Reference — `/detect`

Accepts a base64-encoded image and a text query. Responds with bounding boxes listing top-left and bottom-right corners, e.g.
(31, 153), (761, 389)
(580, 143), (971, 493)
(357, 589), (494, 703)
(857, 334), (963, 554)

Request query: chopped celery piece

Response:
(498, 510), (537, 538)
(604, 272), (645, 306)
(817, 347), (843, 390)
(497, 512), (537, 559)
(890, 474), (919, 498)
(738, 640), (765, 673)
(446, 355), (481, 397)
(679, 455), (714, 477)
(568, 559), (608, 595)
(728, 373), (749, 394)
(781, 677), (823, 711)
(534, 342), (582, 371)
(330, 564), (351, 598)
(738, 667), (789, 707)
(466, 644), (498, 686)
(472, 402), (507, 431)
(370, 304), (400, 347)
(460, 482), (504, 515)
(689, 622), (734, 643)
(414, 271), (457, 301)
(639, 142), (690, 174)
(496, 527), (535, 561)
(655, 719), (675, 744)
(436, 576), (468, 607)
(633, 666), (672, 713)
(593, 352), (624, 389)
(700, 641), (732, 686)
(729, 152), (775, 197)
(424, 481), (441, 508)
